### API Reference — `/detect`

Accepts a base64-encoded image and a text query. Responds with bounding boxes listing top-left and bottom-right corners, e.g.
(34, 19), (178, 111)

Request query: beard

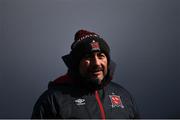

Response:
(78, 62), (109, 89)
(82, 78), (102, 90)
(81, 66), (104, 89)
(87, 66), (104, 82)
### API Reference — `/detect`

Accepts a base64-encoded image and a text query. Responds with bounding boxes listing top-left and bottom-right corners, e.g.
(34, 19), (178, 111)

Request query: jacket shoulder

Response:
(31, 83), (71, 118)
(107, 82), (132, 96)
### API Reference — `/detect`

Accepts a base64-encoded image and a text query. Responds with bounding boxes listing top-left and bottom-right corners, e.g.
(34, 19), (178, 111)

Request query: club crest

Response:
(90, 40), (100, 51)
(109, 94), (124, 108)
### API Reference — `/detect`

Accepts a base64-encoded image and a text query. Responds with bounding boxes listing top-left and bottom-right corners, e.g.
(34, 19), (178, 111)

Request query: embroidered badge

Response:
(74, 98), (86, 105)
(109, 94), (124, 108)
(90, 40), (100, 51)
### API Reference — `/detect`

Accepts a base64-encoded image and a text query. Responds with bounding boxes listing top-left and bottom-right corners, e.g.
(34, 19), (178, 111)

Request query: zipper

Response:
(95, 90), (106, 120)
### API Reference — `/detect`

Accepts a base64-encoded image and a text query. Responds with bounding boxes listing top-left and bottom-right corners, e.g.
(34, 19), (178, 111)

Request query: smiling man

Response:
(32, 29), (139, 119)
(79, 51), (108, 84)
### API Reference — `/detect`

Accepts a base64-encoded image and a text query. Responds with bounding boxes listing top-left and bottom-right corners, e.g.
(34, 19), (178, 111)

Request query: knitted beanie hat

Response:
(70, 29), (110, 67)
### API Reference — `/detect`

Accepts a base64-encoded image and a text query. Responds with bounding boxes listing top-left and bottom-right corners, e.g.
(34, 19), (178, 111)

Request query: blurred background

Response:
(0, 0), (180, 118)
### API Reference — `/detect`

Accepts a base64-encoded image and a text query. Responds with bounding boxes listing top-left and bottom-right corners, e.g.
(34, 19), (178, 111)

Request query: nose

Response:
(92, 56), (100, 66)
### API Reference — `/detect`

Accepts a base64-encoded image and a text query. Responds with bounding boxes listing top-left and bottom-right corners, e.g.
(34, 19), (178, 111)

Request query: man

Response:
(31, 29), (139, 119)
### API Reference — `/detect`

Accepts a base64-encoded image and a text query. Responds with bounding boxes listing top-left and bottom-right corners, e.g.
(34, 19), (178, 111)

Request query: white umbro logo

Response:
(74, 99), (86, 105)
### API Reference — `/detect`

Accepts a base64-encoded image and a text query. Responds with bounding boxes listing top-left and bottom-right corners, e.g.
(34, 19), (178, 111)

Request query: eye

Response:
(98, 52), (106, 59)
(83, 54), (92, 59)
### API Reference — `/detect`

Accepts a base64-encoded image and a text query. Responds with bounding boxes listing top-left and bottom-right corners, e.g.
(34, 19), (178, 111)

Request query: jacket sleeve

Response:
(31, 92), (59, 119)
(130, 94), (140, 118)
(31, 101), (46, 119)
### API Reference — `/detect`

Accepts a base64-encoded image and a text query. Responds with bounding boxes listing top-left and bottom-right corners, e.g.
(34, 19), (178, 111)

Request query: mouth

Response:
(92, 71), (102, 75)
(90, 69), (103, 77)
(88, 67), (104, 78)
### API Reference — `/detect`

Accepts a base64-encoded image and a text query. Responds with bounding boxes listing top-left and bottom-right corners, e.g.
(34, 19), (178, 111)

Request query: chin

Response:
(90, 76), (102, 80)
(95, 78), (104, 84)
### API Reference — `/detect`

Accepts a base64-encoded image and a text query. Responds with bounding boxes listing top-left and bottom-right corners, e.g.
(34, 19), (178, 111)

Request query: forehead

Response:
(84, 51), (106, 57)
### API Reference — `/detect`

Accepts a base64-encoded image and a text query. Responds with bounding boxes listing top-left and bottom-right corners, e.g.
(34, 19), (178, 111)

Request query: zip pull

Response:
(95, 90), (106, 120)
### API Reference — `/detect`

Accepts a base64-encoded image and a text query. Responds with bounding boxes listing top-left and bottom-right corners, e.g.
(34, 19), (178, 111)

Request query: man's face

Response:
(79, 51), (108, 84)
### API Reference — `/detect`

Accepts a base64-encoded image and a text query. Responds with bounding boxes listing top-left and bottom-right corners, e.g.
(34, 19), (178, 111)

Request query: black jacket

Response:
(32, 55), (139, 119)
(31, 73), (139, 119)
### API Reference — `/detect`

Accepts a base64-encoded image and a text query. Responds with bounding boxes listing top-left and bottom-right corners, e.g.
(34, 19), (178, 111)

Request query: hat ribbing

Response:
(71, 29), (100, 49)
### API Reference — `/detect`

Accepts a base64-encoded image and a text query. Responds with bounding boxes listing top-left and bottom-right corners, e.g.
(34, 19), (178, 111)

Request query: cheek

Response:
(80, 60), (90, 71)
(102, 60), (108, 73)
(102, 59), (108, 67)
(82, 60), (90, 66)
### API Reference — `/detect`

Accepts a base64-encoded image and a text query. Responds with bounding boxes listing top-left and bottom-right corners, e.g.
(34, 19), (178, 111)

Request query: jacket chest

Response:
(56, 91), (131, 119)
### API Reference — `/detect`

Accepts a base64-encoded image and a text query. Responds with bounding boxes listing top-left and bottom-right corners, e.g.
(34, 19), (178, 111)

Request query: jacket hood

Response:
(48, 54), (116, 89)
